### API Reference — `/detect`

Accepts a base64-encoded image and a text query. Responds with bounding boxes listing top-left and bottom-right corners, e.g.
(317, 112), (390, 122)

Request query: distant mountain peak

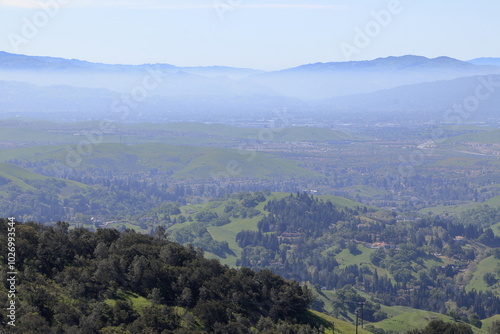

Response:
(286, 55), (479, 73)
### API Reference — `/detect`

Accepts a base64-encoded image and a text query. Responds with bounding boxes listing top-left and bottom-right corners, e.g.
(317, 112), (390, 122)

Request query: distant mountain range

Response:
(468, 57), (500, 67)
(0, 51), (261, 78)
(1, 51), (500, 123)
(244, 55), (500, 99)
(317, 74), (500, 120)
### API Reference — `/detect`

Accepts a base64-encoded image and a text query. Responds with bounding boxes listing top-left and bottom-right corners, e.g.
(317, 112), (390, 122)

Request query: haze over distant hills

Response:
(245, 55), (500, 99)
(468, 57), (500, 67)
(318, 74), (500, 120)
(1, 51), (499, 123)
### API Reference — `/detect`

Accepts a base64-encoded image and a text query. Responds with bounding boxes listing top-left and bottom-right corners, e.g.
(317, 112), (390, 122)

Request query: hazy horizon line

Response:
(2, 51), (496, 72)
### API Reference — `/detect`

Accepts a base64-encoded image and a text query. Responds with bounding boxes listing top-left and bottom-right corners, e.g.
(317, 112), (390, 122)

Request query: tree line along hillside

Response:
(0, 218), (321, 334)
(231, 193), (500, 325)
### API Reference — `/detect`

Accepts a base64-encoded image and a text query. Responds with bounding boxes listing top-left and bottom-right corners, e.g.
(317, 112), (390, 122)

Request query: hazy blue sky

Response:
(1, 0), (499, 70)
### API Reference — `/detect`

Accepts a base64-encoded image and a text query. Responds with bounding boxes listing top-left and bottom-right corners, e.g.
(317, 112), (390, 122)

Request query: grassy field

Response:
(335, 245), (375, 268)
(332, 245), (395, 282)
(174, 193), (292, 265)
(207, 215), (262, 266)
(317, 194), (373, 210)
(297, 288), (488, 334)
(419, 195), (500, 216)
(171, 147), (324, 180)
(0, 162), (87, 196)
(345, 184), (390, 199)
(0, 163), (40, 191)
(2, 142), (324, 181)
(441, 128), (500, 145)
(105, 289), (152, 312)
(482, 314), (500, 331)
(309, 310), (371, 334)
(0, 162), (47, 180)
(491, 221), (500, 237)
(466, 256), (500, 293)
(371, 307), (487, 334)
(421, 255), (448, 269)
(357, 291), (406, 319)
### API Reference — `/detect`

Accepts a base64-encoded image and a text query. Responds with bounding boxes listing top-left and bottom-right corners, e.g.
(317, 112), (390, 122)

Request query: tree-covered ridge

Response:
(0, 218), (320, 334)
(458, 205), (500, 229)
(258, 192), (347, 237)
(233, 193), (500, 326)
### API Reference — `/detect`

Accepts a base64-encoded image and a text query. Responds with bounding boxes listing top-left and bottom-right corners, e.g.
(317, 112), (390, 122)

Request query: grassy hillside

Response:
(105, 289), (152, 312)
(491, 221), (500, 237)
(317, 194), (375, 210)
(335, 245), (375, 268)
(466, 256), (500, 293)
(371, 308), (487, 334)
(309, 310), (371, 334)
(441, 128), (500, 145)
(0, 162), (86, 195)
(0, 162), (42, 191)
(2, 143), (324, 181)
(165, 192), (373, 266)
(314, 289), (487, 333)
(419, 196), (500, 216)
(482, 314), (500, 332)
(158, 192), (500, 333)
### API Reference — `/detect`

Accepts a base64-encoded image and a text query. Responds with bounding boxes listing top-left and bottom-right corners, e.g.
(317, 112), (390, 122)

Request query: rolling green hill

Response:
(441, 128), (500, 145)
(466, 256), (500, 294)
(164, 193), (289, 265)
(309, 310), (371, 334)
(482, 314), (500, 332)
(371, 307), (486, 334)
(419, 196), (500, 216)
(152, 192), (500, 330)
(2, 143), (324, 181)
(162, 192), (372, 266)
(0, 162), (86, 194)
(491, 221), (500, 237)
(0, 162), (43, 191)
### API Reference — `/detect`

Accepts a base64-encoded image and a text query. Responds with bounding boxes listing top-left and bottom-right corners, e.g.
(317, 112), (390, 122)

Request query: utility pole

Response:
(355, 309), (359, 334)
(331, 321), (334, 334)
(358, 302), (365, 329)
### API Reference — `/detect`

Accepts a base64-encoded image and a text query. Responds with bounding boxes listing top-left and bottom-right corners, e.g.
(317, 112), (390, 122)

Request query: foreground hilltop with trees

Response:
(3, 191), (500, 333)
(0, 218), (320, 333)
(3, 206), (500, 333)
(157, 192), (500, 333)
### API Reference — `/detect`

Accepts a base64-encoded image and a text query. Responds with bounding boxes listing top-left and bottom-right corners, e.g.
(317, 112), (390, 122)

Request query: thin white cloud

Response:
(0, 0), (348, 10)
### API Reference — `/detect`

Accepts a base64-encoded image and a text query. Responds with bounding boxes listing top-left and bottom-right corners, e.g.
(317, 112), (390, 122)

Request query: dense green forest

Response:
(234, 193), (500, 322)
(153, 191), (500, 332)
(0, 218), (322, 333)
(2, 214), (490, 333)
